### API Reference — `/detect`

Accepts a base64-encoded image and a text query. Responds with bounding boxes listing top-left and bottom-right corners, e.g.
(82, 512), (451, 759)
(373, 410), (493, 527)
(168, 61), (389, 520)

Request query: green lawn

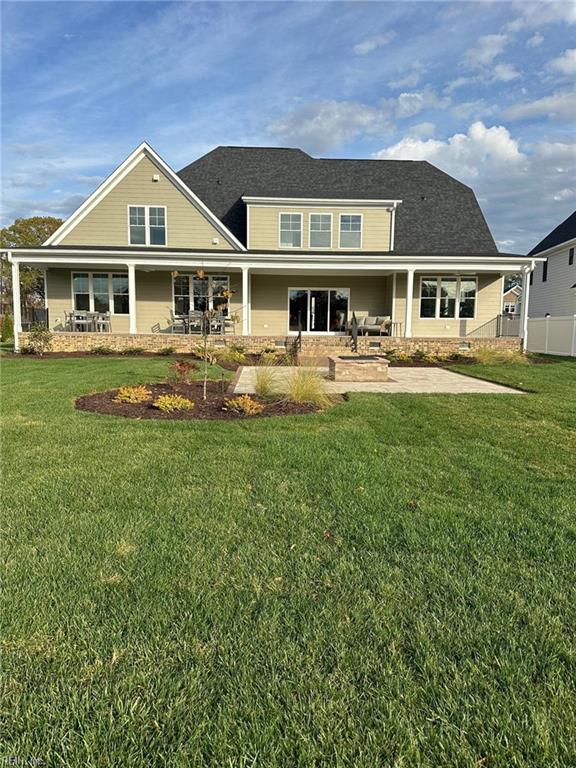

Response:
(2, 355), (576, 767)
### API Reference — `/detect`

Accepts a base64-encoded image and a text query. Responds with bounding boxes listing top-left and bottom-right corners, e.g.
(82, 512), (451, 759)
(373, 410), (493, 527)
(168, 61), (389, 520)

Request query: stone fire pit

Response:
(328, 355), (390, 382)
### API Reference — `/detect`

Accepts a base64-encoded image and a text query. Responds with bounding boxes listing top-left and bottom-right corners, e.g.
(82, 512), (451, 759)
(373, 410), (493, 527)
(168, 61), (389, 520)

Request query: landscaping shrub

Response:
(1, 314), (14, 342)
(20, 344), (35, 355)
(153, 394), (194, 412)
(157, 346), (175, 356)
(224, 394), (265, 416)
(258, 350), (278, 366)
(472, 347), (528, 365)
(120, 346), (145, 356)
(167, 359), (198, 383)
(254, 366), (278, 399)
(89, 346), (115, 355)
(217, 347), (247, 364)
(114, 386), (152, 404)
(27, 324), (53, 356)
(284, 368), (332, 408)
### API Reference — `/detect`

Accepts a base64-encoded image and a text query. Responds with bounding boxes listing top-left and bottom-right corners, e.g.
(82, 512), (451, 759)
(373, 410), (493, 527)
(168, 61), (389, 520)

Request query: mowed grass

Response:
(2, 355), (576, 768)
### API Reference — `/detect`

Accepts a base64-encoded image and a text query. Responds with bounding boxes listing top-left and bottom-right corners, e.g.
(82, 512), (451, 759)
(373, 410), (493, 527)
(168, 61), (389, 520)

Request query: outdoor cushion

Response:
(364, 316), (378, 325)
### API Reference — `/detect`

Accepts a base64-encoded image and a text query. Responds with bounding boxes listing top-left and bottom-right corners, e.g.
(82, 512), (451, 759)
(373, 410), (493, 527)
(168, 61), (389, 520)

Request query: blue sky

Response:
(2, 0), (575, 252)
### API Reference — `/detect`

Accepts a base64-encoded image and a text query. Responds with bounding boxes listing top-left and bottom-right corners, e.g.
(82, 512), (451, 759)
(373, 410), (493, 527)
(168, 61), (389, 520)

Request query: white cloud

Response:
(268, 90), (449, 152)
(504, 89), (576, 121)
(353, 32), (396, 55)
(507, 1), (576, 32)
(407, 122), (436, 138)
(445, 76), (479, 94)
(463, 34), (507, 68)
(388, 71), (421, 89)
(547, 49), (576, 75)
(493, 63), (521, 82)
(372, 121), (576, 252)
(526, 33), (543, 48)
(450, 99), (498, 121)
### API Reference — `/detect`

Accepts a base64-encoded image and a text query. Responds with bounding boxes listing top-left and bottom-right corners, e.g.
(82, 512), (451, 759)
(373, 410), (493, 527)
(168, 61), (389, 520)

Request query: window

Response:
(279, 213), (302, 248)
(339, 215), (362, 248)
(542, 260), (548, 282)
(309, 214), (332, 248)
(72, 272), (129, 314)
(172, 274), (230, 315)
(569, 247), (574, 265)
(503, 302), (516, 314)
(419, 276), (477, 319)
(128, 205), (166, 245)
(530, 271), (534, 286)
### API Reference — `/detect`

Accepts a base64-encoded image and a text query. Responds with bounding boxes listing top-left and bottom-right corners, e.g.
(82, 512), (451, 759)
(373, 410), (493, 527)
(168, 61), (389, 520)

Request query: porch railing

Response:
(466, 313), (521, 339)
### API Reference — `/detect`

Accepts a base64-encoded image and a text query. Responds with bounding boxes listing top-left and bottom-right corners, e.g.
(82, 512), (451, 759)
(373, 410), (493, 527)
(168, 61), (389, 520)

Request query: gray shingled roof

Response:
(528, 210), (576, 256)
(178, 146), (498, 254)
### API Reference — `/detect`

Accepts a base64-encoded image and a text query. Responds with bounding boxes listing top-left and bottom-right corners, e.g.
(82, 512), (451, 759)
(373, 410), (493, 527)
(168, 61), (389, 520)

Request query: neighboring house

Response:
(5, 142), (539, 351)
(502, 284), (522, 315)
(527, 210), (576, 319)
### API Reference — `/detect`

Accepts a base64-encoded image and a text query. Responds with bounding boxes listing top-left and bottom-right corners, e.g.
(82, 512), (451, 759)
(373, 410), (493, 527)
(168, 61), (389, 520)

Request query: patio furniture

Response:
(348, 316), (391, 336)
(66, 310), (92, 332)
(187, 311), (204, 334)
(170, 310), (187, 334)
(92, 312), (111, 333)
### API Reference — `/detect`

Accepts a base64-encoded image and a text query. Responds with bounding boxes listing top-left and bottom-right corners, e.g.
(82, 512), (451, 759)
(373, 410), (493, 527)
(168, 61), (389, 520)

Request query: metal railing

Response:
(466, 313), (521, 338)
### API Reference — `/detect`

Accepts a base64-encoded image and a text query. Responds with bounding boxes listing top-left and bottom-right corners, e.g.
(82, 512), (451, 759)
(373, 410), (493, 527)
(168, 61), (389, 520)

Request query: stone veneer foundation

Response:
(17, 332), (523, 355)
(328, 355), (390, 382)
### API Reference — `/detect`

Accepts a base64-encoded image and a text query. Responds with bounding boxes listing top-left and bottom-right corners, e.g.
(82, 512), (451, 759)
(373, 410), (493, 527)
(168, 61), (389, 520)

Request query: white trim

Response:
(242, 267), (250, 335)
(246, 204), (251, 250)
(405, 269), (414, 338)
(418, 275), (478, 321)
(390, 205), (397, 251)
(521, 264), (533, 346)
(338, 213), (363, 250)
(243, 196), (402, 207)
(45, 141), (246, 251)
(391, 272), (397, 323)
(309, 212), (333, 250)
(286, 286), (350, 334)
(278, 211), (303, 249)
(11, 257), (21, 351)
(172, 272), (231, 316)
(127, 204), (167, 247)
(128, 264), (137, 334)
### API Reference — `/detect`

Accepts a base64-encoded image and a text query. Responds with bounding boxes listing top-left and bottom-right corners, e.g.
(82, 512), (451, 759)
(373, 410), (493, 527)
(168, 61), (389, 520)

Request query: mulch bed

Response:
(75, 380), (319, 420)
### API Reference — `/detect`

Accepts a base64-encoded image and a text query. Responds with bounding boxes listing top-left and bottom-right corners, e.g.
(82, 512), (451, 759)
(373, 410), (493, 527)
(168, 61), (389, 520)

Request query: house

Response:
(527, 210), (576, 319)
(523, 209), (576, 357)
(5, 142), (540, 353)
(502, 284), (522, 315)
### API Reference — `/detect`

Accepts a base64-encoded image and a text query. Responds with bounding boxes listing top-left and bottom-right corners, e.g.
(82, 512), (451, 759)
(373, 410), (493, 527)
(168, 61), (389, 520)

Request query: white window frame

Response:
(71, 271), (129, 315)
(503, 302), (516, 314)
(419, 275), (478, 320)
(172, 273), (230, 315)
(127, 205), (167, 246)
(278, 212), (303, 249)
(338, 213), (363, 249)
(309, 213), (333, 249)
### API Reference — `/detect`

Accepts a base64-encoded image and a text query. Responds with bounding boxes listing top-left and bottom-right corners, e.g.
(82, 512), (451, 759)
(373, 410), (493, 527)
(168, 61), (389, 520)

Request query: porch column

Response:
(520, 265), (531, 349)
(127, 263), (137, 334)
(10, 256), (22, 352)
(404, 269), (414, 338)
(242, 267), (250, 336)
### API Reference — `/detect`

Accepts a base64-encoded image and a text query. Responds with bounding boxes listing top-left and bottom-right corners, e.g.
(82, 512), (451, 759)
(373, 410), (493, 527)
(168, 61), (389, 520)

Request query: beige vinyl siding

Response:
(405, 272), (503, 337)
(248, 206), (392, 251)
(59, 156), (233, 250)
(47, 268), (244, 334)
(250, 274), (389, 335)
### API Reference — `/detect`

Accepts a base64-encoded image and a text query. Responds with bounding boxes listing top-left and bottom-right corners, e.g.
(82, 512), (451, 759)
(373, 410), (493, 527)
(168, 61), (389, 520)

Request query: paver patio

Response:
(232, 366), (526, 395)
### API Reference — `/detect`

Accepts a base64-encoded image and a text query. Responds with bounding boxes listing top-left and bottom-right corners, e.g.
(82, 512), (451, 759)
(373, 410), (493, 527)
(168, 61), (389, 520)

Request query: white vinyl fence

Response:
(526, 316), (576, 357)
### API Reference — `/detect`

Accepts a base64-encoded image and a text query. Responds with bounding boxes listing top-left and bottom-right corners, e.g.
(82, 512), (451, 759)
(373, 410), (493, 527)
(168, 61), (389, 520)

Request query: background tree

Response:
(0, 216), (63, 312)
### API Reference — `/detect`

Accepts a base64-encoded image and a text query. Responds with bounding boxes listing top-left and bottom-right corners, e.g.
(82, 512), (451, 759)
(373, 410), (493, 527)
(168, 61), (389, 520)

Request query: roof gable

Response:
(528, 209), (576, 256)
(45, 142), (245, 251)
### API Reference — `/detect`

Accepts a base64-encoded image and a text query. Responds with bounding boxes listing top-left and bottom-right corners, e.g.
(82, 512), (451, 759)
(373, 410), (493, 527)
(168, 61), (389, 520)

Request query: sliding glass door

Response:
(288, 288), (349, 333)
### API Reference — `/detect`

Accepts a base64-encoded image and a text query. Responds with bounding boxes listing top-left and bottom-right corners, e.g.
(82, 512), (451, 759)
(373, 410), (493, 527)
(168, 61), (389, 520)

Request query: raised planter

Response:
(328, 354), (390, 382)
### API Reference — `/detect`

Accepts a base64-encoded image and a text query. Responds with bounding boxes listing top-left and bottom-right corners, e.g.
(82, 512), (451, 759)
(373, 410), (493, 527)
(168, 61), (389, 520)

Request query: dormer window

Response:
(128, 205), (166, 246)
(339, 214), (362, 248)
(279, 213), (302, 248)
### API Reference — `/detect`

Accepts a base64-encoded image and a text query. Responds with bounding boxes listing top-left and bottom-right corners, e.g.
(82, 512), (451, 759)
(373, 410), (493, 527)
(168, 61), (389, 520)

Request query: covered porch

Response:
(7, 247), (536, 351)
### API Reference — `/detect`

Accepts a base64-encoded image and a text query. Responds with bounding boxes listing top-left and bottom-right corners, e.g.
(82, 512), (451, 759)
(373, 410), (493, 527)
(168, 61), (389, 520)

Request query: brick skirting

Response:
(18, 331), (522, 355)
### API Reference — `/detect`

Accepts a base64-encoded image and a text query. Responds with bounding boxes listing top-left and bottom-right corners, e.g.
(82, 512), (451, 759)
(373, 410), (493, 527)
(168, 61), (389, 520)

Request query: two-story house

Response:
(6, 142), (539, 352)
(527, 210), (576, 319)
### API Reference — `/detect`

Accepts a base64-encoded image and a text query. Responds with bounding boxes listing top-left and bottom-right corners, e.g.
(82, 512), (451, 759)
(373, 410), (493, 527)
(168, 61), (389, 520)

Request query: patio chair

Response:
(170, 309), (186, 334)
(68, 310), (91, 332)
(93, 312), (111, 333)
(188, 311), (204, 334)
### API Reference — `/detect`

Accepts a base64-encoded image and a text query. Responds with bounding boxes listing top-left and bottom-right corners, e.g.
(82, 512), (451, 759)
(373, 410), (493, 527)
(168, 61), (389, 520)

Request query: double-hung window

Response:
(419, 276), (477, 319)
(128, 205), (166, 245)
(309, 214), (332, 248)
(173, 274), (230, 316)
(72, 272), (129, 314)
(339, 214), (362, 248)
(279, 213), (302, 248)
